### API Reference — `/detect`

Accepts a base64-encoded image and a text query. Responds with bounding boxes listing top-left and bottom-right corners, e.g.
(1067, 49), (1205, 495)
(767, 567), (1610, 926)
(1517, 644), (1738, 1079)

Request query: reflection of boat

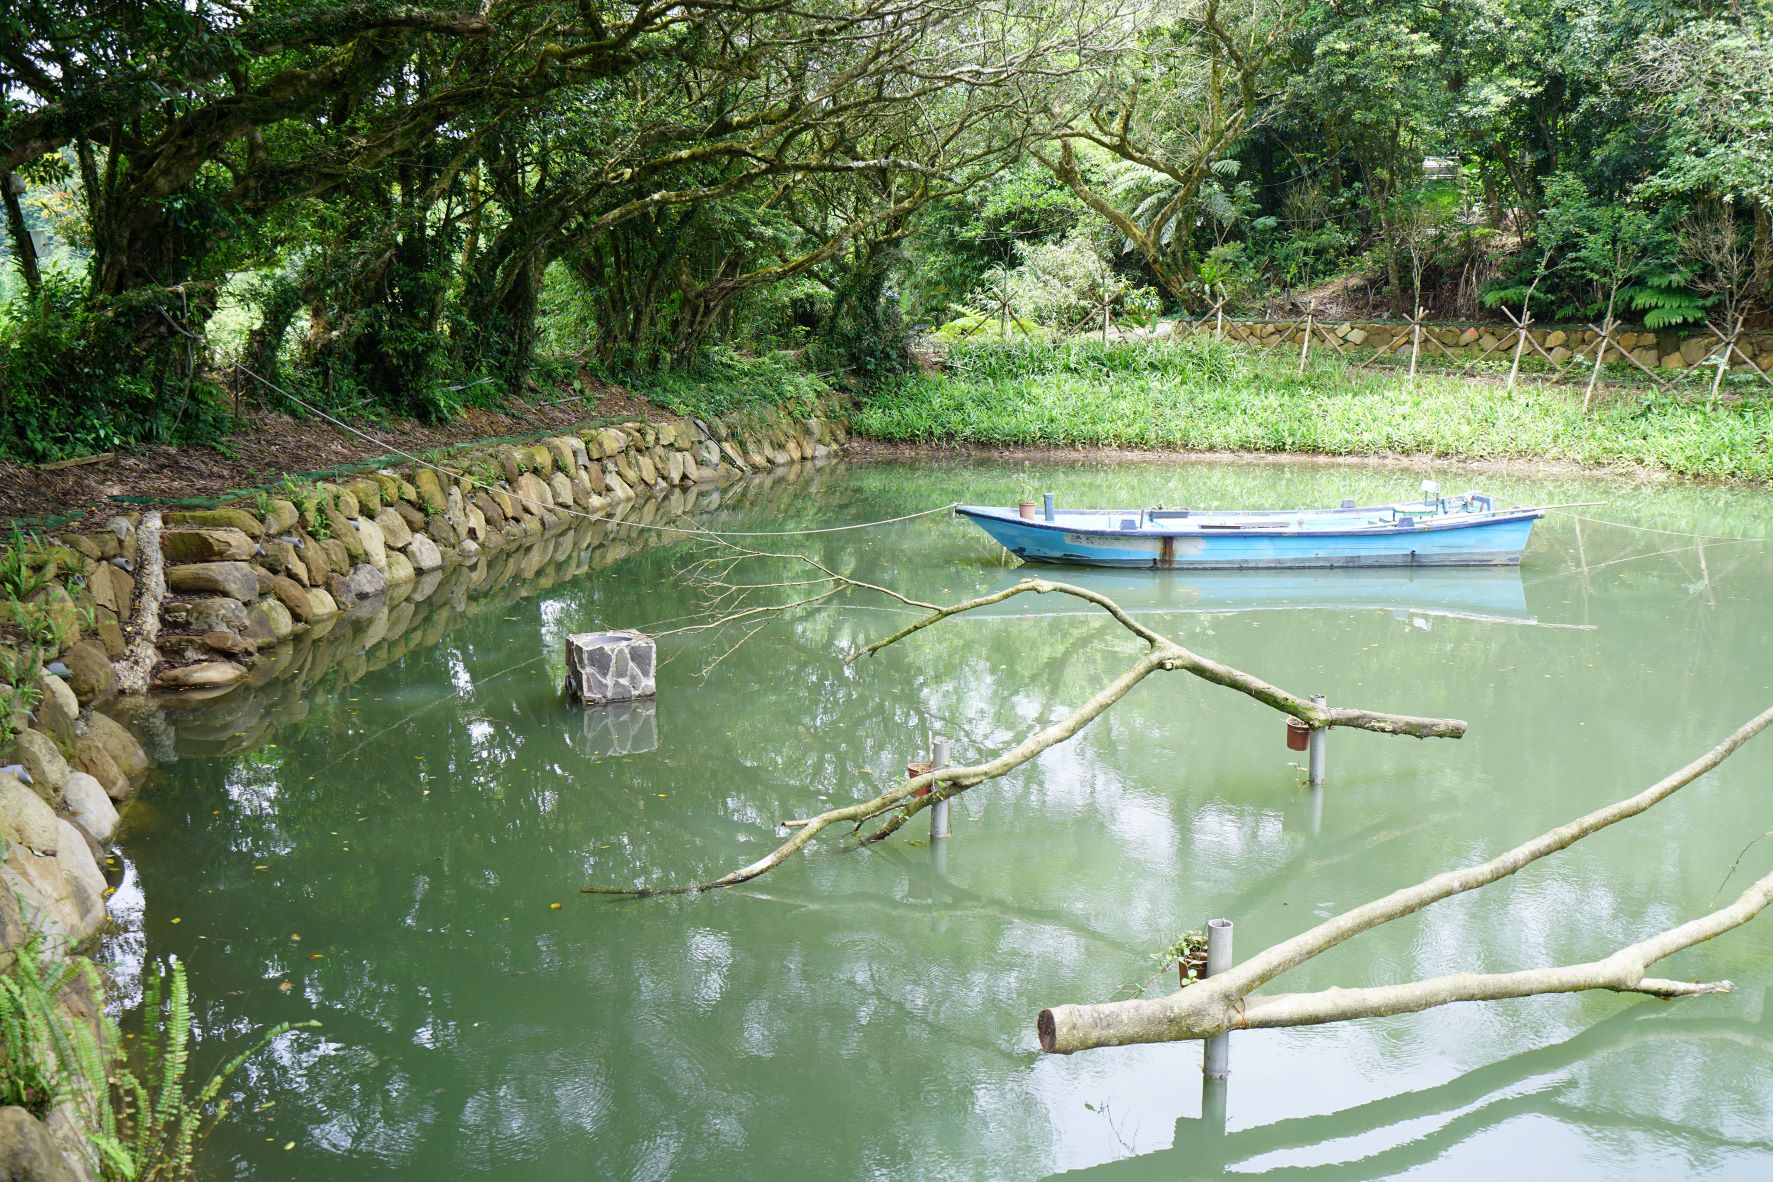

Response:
(958, 491), (1542, 569)
(970, 566), (1535, 624)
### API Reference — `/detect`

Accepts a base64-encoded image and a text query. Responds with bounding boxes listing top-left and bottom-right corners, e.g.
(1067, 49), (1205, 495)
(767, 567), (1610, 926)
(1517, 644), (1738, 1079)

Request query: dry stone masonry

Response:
(0, 399), (849, 1178)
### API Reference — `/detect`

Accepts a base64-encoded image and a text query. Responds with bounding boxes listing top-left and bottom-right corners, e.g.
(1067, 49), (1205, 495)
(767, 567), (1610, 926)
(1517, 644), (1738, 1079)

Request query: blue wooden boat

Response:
(957, 489), (1543, 570)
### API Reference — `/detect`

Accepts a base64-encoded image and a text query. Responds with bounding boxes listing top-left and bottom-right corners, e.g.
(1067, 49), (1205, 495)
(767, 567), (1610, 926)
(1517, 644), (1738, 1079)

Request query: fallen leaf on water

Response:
(254, 865), (269, 871)
(308, 953), (325, 959)
(170, 917), (181, 924)
(549, 902), (562, 910)
(290, 933), (301, 941)
(283, 1142), (295, 1151)
(278, 981), (292, 993)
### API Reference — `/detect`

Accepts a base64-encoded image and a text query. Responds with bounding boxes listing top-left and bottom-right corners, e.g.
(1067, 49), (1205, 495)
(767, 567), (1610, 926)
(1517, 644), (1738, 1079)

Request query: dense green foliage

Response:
(858, 341), (1773, 481)
(1, 0), (1767, 460)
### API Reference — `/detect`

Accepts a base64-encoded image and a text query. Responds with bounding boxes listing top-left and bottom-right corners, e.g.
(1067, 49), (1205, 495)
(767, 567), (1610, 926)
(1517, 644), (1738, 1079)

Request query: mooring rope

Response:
(155, 311), (956, 539)
(1547, 509), (1762, 544)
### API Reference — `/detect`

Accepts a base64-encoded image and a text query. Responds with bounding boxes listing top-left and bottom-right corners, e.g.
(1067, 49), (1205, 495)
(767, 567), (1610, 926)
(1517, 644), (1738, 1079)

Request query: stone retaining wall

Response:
(1147, 318), (1773, 373)
(0, 400), (849, 1178)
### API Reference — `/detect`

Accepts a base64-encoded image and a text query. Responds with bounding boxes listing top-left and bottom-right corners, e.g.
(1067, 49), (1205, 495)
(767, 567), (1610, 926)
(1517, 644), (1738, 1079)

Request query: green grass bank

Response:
(853, 340), (1773, 483)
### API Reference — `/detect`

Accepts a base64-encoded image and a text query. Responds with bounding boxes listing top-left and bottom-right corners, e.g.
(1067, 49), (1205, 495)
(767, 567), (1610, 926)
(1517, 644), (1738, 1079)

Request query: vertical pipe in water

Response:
(1203, 917), (1234, 1080)
(930, 736), (951, 842)
(1308, 694), (1327, 788)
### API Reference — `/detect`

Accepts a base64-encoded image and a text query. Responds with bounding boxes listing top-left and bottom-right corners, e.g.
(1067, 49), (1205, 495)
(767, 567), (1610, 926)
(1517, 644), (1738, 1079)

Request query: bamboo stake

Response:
(1297, 301), (1314, 373)
(1407, 306), (1424, 382)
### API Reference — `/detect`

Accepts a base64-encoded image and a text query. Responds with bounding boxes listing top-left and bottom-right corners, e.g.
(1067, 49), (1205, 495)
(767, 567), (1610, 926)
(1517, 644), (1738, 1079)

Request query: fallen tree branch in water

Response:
(1038, 706), (1773, 1054)
(586, 542), (1466, 896)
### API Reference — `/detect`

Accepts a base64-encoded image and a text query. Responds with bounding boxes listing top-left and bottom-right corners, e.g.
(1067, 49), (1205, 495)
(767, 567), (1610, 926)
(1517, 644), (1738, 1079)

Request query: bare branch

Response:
(1038, 706), (1773, 1054)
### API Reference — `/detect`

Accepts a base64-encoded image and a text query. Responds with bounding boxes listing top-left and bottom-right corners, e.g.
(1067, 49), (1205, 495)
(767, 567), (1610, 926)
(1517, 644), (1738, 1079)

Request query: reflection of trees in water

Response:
(1049, 1004), (1773, 1179)
(116, 457), (1773, 1178)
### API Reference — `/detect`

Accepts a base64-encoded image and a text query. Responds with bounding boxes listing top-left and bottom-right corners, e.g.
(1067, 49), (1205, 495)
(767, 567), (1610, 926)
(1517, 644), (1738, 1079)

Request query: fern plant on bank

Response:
(0, 935), (316, 1180)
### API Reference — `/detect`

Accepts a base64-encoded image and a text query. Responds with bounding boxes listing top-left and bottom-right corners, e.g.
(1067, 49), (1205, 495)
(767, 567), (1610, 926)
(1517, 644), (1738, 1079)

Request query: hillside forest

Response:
(0, 0), (1767, 459)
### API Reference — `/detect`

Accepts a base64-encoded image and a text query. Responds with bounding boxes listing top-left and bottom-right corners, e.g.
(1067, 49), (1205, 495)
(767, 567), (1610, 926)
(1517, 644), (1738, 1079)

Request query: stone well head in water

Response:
(564, 628), (657, 705)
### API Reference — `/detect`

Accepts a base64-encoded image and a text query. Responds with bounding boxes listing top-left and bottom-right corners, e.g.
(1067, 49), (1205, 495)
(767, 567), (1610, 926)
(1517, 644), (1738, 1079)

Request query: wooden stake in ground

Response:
(1038, 706), (1773, 1054)
(1408, 306), (1425, 382)
(585, 548), (1466, 896)
(1502, 305), (1533, 392)
(1584, 315), (1617, 411)
(1297, 301), (1314, 374)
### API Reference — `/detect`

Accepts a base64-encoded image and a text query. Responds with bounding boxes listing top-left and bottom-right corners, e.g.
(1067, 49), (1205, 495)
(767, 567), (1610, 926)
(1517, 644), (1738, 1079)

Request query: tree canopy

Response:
(1, 0), (1767, 458)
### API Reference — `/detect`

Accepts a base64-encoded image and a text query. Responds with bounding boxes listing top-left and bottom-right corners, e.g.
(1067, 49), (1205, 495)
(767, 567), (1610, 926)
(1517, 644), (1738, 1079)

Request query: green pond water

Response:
(107, 457), (1773, 1180)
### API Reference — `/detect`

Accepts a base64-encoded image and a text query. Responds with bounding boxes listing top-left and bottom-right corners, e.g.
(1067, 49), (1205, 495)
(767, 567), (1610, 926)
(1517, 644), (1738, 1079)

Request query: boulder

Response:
(32, 670), (80, 753)
(0, 771), (61, 852)
(547, 472), (575, 511)
(264, 498), (300, 534)
(514, 472), (553, 512)
(544, 437), (577, 473)
(85, 562), (133, 616)
(405, 534), (443, 572)
(161, 528), (256, 563)
(269, 575), (322, 622)
(11, 729), (70, 803)
(472, 491), (506, 530)
(328, 485), (360, 518)
(199, 629), (255, 657)
(72, 739), (128, 802)
(82, 712), (148, 779)
(166, 561), (258, 601)
(384, 549), (415, 586)
(345, 478), (382, 515)
(297, 531), (331, 584)
(319, 538), (352, 578)
(325, 506), (365, 560)
(154, 661), (248, 691)
(307, 587), (340, 619)
(327, 562), (388, 606)
(261, 539), (309, 584)
(414, 468), (448, 513)
(374, 507), (413, 548)
(353, 515), (388, 571)
(245, 597), (297, 645)
(0, 1105), (84, 1182)
(425, 513), (459, 547)
(62, 771), (118, 843)
(2, 822), (106, 946)
(165, 508), (263, 538)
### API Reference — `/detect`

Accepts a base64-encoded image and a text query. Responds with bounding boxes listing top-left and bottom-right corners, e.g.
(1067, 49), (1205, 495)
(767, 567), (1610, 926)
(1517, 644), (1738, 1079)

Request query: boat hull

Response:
(958, 507), (1541, 569)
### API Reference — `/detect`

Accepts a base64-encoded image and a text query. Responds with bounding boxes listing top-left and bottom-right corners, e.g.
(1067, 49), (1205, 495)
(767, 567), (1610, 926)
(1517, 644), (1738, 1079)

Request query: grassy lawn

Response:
(853, 339), (1773, 483)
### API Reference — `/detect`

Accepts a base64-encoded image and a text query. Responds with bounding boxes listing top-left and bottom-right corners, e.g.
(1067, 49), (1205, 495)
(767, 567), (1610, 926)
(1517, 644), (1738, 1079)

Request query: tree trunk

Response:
(1, 173), (41, 293)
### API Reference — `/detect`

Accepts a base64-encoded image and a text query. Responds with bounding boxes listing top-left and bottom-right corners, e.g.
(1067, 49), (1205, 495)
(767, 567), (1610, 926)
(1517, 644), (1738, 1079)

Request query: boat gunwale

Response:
(955, 504), (1545, 541)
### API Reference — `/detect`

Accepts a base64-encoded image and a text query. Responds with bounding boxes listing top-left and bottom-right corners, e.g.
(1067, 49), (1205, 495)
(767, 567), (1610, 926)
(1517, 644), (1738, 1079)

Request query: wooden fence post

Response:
(1298, 301), (1314, 374)
(1408, 306), (1425, 382)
